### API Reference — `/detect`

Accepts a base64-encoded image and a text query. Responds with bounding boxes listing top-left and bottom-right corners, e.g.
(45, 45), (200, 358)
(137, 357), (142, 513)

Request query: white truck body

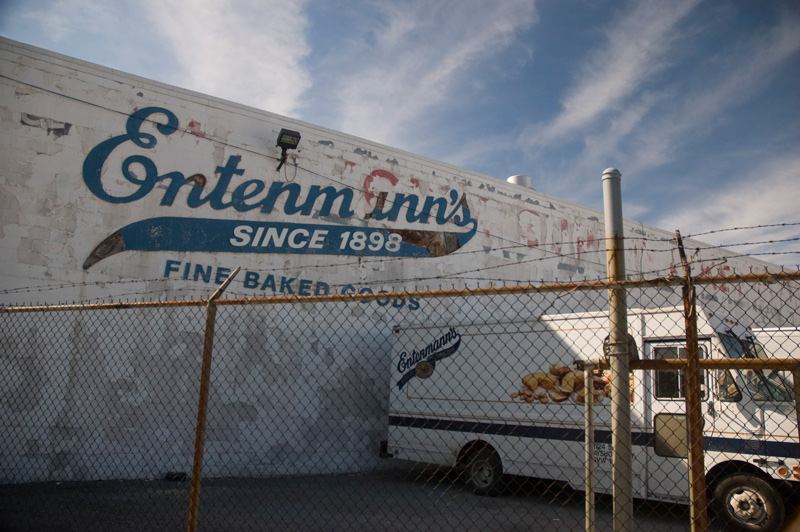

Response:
(388, 307), (799, 530)
(753, 327), (800, 360)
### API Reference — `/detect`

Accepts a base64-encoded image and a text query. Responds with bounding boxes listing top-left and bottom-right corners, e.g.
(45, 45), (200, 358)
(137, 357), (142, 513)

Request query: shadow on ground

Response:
(2, 462), (796, 531)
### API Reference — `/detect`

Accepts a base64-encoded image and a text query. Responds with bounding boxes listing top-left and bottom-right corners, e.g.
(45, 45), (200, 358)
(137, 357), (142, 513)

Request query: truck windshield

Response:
(718, 333), (793, 402)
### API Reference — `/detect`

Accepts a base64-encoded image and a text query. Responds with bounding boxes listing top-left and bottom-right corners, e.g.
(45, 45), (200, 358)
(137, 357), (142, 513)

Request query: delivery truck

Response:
(387, 306), (799, 532)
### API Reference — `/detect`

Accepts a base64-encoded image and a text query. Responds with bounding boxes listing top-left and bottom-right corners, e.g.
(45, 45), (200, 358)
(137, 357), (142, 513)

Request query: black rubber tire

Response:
(712, 473), (785, 532)
(464, 449), (503, 496)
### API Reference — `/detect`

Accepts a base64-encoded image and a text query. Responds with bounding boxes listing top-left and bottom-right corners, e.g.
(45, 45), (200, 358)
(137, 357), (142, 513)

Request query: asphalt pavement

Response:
(1, 462), (795, 531)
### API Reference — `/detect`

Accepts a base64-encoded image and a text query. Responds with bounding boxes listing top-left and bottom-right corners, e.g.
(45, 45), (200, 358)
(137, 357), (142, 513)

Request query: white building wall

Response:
(0, 38), (785, 482)
(2, 39), (768, 305)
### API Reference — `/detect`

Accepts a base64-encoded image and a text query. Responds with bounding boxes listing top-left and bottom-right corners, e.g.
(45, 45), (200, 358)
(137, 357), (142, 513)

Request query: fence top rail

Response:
(578, 358), (800, 371)
(1, 270), (799, 313)
(636, 358), (800, 370)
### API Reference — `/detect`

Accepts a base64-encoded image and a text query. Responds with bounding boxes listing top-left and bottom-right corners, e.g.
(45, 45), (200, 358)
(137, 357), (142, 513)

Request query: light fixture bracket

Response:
(276, 128), (301, 171)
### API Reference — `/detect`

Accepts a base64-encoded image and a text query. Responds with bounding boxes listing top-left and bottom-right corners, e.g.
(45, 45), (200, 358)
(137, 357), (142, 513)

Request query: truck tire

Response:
(712, 473), (785, 532)
(464, 449), (503, 496)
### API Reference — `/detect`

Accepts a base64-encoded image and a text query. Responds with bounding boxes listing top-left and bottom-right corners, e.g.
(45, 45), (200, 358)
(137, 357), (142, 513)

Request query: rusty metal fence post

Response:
(584, 360), (596, 532)
(795, 367), (800, 444)
(187, 268), (240, 532)
(676, 232), (709, 532)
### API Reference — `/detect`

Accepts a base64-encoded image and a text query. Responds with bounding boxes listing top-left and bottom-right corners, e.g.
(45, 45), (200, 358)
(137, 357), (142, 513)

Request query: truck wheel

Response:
(712, 473), (785, 532)
(464, 449), (503, 496)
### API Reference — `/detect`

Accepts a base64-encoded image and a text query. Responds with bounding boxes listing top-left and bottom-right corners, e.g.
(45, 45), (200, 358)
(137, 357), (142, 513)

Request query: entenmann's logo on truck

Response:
(396, 327), (461, 390)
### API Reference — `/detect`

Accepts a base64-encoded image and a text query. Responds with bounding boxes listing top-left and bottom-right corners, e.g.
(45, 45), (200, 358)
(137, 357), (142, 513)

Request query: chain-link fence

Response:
(1, 273), (799, 532)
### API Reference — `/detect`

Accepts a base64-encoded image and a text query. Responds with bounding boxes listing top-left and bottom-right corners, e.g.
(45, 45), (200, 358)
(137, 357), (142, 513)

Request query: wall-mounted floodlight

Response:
(276, 128), (301, 171)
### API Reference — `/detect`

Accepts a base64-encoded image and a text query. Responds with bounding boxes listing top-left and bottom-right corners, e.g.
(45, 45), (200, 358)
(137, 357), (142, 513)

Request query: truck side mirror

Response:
(654, 413), (688, 458)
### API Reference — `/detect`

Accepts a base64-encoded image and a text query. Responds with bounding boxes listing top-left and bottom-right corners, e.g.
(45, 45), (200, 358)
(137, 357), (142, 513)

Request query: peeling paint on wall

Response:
(353, 147), (379, 160)
(20, 113), (72, 138)
(186, 120), (206, 138)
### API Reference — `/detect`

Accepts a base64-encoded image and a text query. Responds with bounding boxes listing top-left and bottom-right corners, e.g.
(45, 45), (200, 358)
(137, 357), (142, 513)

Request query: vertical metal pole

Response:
(585, 361), (596, 532)
(602, 168), (634, 532)
(187, 268), (240, 532)
(676, 232), (709, 532)
(793, 366), (800, 448)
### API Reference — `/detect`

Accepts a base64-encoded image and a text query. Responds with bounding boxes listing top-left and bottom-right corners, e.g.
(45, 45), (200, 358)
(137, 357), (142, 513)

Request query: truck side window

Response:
(717, 370), (742, 402)
(742, 369), (793, 402)
(718, 333), (793, 402)
(655, 346), (682, 399)
(654, 345), (707, 400)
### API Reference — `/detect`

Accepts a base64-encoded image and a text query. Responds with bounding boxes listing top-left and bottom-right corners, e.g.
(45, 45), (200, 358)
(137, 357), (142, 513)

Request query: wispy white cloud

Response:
(520, 0), (702, 149)
(322, 0), (537, 149)
(19, 0), (118, 42)
(654, 153), (800, 265)
(141, 0), (312, 117)
(528, 4), (800, 212)
(548, 89), (673, 199)
(622, 11), (800, 173)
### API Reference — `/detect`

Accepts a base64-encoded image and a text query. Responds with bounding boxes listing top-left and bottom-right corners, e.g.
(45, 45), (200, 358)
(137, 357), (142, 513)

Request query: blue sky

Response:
(1, 0), (799, 264)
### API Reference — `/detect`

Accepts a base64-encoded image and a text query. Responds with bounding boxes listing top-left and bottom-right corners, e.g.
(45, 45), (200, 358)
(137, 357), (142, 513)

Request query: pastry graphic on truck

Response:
(510, 365), (635, 405)
(388, 307), (798, 532)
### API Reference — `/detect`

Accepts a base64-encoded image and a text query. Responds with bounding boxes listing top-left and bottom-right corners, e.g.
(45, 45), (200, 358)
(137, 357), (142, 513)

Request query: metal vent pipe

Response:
(601, 168), (634, 532)
(506, 175), (533, 188)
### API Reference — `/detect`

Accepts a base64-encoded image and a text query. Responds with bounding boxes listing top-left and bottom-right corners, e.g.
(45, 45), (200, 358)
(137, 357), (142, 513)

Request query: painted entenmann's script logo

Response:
(81, 107), (478, 268)
(396, 327), (461, 389)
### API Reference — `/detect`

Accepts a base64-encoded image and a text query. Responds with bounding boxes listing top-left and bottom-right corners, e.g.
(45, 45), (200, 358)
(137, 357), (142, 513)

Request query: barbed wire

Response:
(3, 247), (798, 305)
(141, 227), (796, 281)
(684, 222), (800, 239)
(1, 230), (797, 300)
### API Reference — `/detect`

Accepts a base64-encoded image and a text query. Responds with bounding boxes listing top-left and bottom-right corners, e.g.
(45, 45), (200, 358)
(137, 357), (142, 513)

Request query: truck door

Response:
(706, 367), (766, 456)
(644, 340), (711, 500)
(751, 368), (797, 453)
(711, 333), (795, 457)
(707, 333), (797, 532)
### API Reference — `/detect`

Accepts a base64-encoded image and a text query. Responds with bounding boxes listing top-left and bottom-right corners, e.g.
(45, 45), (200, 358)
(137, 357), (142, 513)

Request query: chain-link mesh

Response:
(1, 277), (799, 531)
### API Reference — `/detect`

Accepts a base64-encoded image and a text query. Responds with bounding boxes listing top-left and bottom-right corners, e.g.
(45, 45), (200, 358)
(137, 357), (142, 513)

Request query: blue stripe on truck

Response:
(388, 415), (800, 458)
(389, 415), (651, 446)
